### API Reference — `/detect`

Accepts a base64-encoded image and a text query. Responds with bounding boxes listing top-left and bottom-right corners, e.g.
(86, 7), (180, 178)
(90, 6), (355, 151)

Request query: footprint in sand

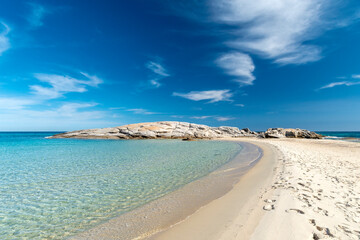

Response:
(263, 204), (275, 211)
(286, 208), (305, 214)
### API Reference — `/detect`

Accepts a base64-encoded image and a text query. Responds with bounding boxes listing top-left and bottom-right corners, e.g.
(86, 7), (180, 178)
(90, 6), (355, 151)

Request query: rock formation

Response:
(49, 121), (322, 140)
(263, 128), (322, 139)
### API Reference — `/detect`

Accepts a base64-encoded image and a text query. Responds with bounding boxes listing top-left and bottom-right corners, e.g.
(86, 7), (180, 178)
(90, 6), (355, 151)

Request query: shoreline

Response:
(150, 139), (279, 240)
(71, 141), (265, 240)
(71, 138), (360, 239)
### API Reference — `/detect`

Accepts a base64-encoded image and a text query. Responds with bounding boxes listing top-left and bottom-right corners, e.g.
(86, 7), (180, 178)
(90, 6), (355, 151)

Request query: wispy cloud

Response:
(319, 75), (360, 90)
(172, 114), (235, 122)
(215, 52), (255, 85)
(0, 101), (110, 131)
(0, 22), (10, 55)
(190, 116), (211, 119)
(215, 116), (235, 121)
(126, 108), (158, 115)
(319, 81), (360, 90)
(145, 60), (170, 88)
(208, 0), (341, 65)
(57, 103), (100, 118)
(30, 72), (103, 99)
(27, 2), (48, 28)
(234, 103), (245, 107)
(173, 89), (233, 103)
(0, 97), (36, 110)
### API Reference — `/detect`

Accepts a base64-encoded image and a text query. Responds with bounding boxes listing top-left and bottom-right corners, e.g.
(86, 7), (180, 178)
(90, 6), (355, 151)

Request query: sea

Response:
(317, 131), (360, 141)
(0, 132), (242, 239)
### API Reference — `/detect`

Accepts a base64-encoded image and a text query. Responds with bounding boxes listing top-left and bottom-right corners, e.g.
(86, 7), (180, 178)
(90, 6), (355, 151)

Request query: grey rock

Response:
(48, 122), (322, 140)
(264, 128), (322, 139)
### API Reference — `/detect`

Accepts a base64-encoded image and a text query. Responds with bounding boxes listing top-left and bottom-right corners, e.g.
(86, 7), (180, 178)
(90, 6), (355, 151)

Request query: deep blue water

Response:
(0, 132), (242, 239)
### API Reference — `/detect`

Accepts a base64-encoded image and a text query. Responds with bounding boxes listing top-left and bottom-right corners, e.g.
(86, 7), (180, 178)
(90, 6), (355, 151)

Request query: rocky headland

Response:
(49, 121), (322, 140)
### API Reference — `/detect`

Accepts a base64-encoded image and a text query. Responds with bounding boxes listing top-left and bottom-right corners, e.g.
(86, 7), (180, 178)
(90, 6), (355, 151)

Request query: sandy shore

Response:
(72, 138), (360, 240)
(71, 141), (264, 240)
(250, 138), (360, 240)
(155, 138), (360, 240)
(151, 139), (279, 240)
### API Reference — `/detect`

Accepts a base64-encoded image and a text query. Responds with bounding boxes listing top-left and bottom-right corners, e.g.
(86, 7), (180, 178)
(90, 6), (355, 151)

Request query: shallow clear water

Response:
(0, 132), (241, 239)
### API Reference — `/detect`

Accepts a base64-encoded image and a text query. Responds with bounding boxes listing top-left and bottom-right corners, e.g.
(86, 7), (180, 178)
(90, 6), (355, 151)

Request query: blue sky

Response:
(1, 0), (360, 131)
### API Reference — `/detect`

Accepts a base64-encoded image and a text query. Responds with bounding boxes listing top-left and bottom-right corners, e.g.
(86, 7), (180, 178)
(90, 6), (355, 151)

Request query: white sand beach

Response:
(154, 138), (360, 240)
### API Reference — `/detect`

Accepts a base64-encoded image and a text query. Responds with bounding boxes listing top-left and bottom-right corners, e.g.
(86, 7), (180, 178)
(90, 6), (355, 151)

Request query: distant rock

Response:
(48, 122), (322, 140)
(264, 128), (322, 139)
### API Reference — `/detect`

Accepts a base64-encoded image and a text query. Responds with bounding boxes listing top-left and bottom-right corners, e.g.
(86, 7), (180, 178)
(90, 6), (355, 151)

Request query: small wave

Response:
(324, 136), (342, 139)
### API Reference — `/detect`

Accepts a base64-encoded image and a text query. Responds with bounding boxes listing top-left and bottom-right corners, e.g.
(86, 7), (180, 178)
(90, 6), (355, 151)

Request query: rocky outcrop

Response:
(263, 128), (322, 139)
(48, 122), (322, 140)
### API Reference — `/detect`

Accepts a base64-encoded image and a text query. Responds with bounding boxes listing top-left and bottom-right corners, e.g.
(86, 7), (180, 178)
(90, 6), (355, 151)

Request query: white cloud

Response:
(0, 101), (110, 131)
(320, 74), (360, 89)
(319, 81), (360, 90)
(57, 103), (99, 117)
(216, 52), (255, 85)
(235, 103), (245, 107)
(145, 60), (170, 88)
(146, 61), (170, 77)
(0, 22), (10, 56)
(171, 115), (185, 118)
(173, 89), (233, 103)
(215, 117), (235, 121)
(172, 114), (235, 122)
(0, 98), (36, 110)
(30, 72), (103, 99)
(126, 108), (158, 115)
(209, 0), (339, 64)
(191, 116), (211, 119)
(27, 3), (48, 28)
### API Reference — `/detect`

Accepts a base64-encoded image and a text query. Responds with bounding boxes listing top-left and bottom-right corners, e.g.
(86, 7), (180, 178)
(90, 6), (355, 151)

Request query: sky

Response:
(1, 0), (360, 131)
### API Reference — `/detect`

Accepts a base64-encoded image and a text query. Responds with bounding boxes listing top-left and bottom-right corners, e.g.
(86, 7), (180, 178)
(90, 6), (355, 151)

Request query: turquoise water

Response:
(317, 131), (360, 139)
(0, 132), (241, 239)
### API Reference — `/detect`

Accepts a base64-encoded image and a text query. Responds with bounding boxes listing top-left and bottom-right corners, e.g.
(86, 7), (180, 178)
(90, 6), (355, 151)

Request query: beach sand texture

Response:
(250, 138), (360, 240)
(154, 138), (360, 240)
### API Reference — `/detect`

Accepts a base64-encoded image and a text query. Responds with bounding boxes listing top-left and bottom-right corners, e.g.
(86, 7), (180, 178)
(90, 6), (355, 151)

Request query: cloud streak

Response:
(126, 108), (158, 115)
(190, 116), (211, 119)
(173, 89), (233, 103)
(215, 116), (234, 121)
(216, 52), (255, 85)
(0, 97), (36, 110)
(27, 3), (48, 28)
(320, 81), (360, 90)
(145, 60), (170, 88)
(30, 72), (103, 99)
(0, 22), (10, 56)
(319, 74), (360, 90)
(209, 0), (337, 64)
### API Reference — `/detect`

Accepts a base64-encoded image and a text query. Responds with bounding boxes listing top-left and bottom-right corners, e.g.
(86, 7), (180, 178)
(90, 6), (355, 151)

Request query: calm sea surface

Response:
(0, 132), (241, 239)
(317, 131), (360, 139)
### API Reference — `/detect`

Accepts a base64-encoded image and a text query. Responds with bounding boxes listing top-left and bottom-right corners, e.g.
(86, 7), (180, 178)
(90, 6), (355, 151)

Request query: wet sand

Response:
(72, 138), (360, 240)
(151, 139), (278, 240)
(71, 141), (266, 240)
(149, 138), (360, 240)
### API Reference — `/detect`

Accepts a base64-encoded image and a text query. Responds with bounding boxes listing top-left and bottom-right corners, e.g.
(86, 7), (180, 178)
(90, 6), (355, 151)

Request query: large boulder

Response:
(264, 128), (322, 139)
